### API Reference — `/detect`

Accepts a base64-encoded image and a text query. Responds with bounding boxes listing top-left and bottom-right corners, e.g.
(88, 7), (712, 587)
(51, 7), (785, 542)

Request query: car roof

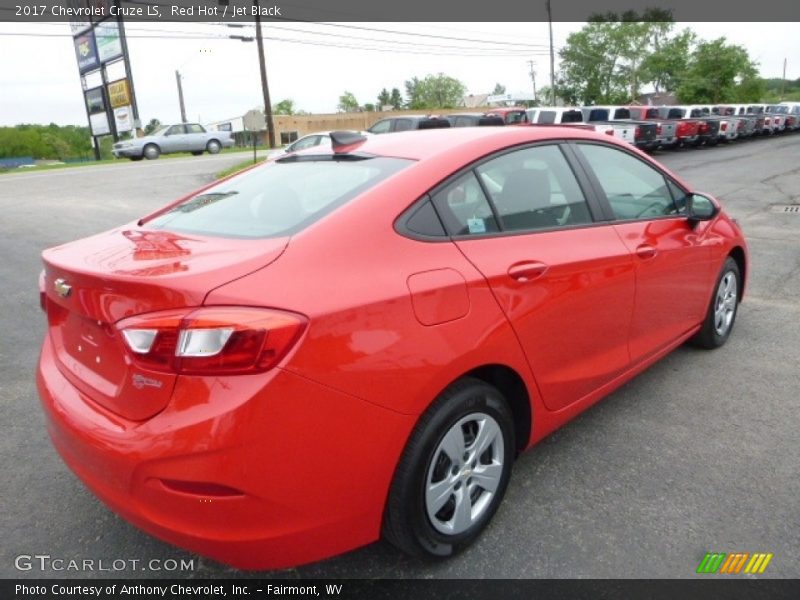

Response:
(331, 126), (628, 161)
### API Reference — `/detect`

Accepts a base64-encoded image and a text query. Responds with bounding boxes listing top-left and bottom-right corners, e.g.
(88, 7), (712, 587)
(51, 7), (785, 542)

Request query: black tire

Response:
(382, 377), (515, 559)
(143, 144), (160, 160)
(191, 151), (203, 156)
(690, 256), (741, 349)
(206, 140), (221, 154)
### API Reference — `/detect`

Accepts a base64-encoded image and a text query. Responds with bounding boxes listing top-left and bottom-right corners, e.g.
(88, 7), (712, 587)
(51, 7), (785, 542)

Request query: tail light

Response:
(118, 307), (307, 375)
(721, 122), (727, 132)
(699, 122), (708, 133)
(656, 124), (662, 135)
(605, 129), (614, 136)
(635, 126), (641, 139)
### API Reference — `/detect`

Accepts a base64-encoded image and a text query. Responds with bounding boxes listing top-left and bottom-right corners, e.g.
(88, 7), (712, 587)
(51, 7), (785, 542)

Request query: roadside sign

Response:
(113, 106), (133, 133)
(95, 21), (123, 63)
(107, 79), (131, 109)
(89, 112), (111, 136)
(84, 86), (106, 115)
(243, 109), (266, 131)
(74, 30), (99, 74)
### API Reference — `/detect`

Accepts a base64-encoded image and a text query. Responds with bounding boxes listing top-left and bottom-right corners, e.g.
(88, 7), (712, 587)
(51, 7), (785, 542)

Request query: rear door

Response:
(572, 142), (714, 362)
(432, 143), (636, 411)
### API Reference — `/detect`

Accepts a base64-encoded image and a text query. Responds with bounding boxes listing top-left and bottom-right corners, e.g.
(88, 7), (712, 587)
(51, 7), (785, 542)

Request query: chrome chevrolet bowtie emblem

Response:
(53, 278), (72, 298)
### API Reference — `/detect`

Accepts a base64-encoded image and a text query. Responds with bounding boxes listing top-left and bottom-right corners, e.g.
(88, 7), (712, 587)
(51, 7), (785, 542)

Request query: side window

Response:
(290, 136), (320, 152)
(166, 125), (185, 135)
(667, 179), (687, 213)
(475, 145), (594, 232)
(431, 171), (499, 236)
(394, 119), (414, 132)
(186, 124), (205, 134)
(368, 120), (392, 134)
(577, 143), (678, 220)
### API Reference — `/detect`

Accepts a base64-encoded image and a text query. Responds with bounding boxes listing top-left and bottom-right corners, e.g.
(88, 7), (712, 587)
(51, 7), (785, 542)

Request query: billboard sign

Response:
(85, 86), (106, 115)
(89, 112), (111, 136)
(68, 0), (91, 35)
(74, 30), (99, 74)
(95, 21), (123, 63)
(107, 79), (131, 109)
(113, 106), (133, 133)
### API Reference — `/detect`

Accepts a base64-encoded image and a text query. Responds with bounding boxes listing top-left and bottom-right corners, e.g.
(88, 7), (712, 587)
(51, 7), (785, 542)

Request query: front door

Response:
(432, 143), (636, 411)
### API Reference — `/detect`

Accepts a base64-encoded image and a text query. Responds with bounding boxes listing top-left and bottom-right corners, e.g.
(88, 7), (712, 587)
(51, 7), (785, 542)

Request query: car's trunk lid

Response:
(42, 226), (287, 420)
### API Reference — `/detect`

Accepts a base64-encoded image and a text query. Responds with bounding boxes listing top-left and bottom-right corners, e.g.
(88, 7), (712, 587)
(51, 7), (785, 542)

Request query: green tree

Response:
(404, 73), (466, 109)
(363, 103), (376, 112)
(144, 118), (161, 135)
(641, 29), (695, 93)
(273, 99), (295, 115)
(337, 91), (359, 112)
(677, 38), (761, 103)
(389, 88), (403, 110)
(492, 83), (507, 95)
(559, 9), (680, 104)
(377, 88), (391, 108)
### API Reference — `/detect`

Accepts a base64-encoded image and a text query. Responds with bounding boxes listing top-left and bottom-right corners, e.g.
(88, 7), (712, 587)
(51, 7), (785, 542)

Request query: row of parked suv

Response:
(366, 102), (800, 152)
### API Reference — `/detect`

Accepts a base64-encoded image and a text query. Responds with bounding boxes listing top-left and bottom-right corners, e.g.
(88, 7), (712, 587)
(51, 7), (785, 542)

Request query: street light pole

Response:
(254, 0), (276, 149)
(547, 0), (556, 106)
(175, 70), (187, 123)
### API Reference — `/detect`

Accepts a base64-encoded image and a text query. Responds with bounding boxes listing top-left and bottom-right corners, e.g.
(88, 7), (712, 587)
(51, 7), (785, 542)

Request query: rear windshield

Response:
(147, 157), (412, 238)
(586, 108), (610, 121)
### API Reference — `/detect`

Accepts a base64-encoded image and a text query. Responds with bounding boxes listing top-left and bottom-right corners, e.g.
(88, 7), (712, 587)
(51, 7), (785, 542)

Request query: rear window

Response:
(147, 157), (412, 239)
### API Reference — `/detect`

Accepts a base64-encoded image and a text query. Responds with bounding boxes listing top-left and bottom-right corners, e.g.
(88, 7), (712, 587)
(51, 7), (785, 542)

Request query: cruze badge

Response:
(53, 278), (72, 298)
(132, 374), (163, 390)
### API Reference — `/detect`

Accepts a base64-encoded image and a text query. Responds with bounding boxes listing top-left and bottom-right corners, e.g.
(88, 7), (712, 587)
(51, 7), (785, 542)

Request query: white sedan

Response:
(267, 130), (371, 160)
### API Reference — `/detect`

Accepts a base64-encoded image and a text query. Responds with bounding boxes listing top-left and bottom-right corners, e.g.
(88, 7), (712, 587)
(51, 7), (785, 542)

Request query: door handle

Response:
(635, 244), (657, 260)
(508, 261), (549, 283)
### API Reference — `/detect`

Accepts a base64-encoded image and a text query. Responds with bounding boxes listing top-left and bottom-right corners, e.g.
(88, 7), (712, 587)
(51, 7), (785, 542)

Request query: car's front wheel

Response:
(691, 256), (741, 349)
(143, 144), (160, 160)
(383, 378), (515, 559)
(206, 140), (221, 154)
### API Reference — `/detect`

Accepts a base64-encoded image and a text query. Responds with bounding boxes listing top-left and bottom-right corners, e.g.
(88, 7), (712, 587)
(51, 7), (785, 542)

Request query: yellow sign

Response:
(107, 79), (130, 109)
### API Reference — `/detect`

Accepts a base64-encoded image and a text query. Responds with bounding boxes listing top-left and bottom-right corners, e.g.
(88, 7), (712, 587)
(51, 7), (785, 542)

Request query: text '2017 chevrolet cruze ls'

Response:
(37, 127), (748, 569)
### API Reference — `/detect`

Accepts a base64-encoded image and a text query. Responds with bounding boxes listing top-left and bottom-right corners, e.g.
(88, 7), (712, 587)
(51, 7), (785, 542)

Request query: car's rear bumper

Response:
(37, 336), (414, 570)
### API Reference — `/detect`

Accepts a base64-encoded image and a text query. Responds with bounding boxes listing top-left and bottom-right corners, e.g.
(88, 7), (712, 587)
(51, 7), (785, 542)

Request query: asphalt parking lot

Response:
(1, 138), (798, 579)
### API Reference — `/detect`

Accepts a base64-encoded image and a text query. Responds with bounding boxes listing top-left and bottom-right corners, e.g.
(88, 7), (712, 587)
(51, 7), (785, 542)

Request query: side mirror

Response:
(686, 193), (718, 225)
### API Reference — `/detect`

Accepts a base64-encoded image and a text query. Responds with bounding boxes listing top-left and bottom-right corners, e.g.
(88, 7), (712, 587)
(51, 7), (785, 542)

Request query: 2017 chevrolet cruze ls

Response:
(37, 127), (748, 569)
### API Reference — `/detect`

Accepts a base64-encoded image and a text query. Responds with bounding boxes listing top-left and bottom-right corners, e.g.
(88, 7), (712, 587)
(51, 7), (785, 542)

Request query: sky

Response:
(0, 21), (798, 127)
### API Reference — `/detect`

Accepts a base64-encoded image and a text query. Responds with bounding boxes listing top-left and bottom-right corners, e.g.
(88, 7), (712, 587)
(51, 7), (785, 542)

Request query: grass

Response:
(0, 146), (268, 176)
(215, 156), (266, 179)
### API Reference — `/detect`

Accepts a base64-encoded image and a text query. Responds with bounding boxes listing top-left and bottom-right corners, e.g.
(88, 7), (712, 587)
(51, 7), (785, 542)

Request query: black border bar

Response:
(2, 0), (800, 22)
(4, 579), (800, 600)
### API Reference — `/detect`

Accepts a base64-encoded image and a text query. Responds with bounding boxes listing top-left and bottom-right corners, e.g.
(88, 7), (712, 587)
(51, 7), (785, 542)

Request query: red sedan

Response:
(37, 127), (748, 569)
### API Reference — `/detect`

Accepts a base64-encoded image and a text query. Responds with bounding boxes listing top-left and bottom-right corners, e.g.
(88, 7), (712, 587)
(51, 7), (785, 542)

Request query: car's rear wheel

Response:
(690, 257), (741, 349)
(206, 140), (221, 154)
(143, 144), (160, 160)
(382, 377), (514, 559)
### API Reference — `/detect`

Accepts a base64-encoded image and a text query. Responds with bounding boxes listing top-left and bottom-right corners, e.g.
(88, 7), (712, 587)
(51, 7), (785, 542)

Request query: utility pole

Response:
(175, 70), (187, 123)
(781, 58), (787, 101)
(527, 60), (537, 105)
(546, 0), (556, 106)
(254, 0), (276, 149)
